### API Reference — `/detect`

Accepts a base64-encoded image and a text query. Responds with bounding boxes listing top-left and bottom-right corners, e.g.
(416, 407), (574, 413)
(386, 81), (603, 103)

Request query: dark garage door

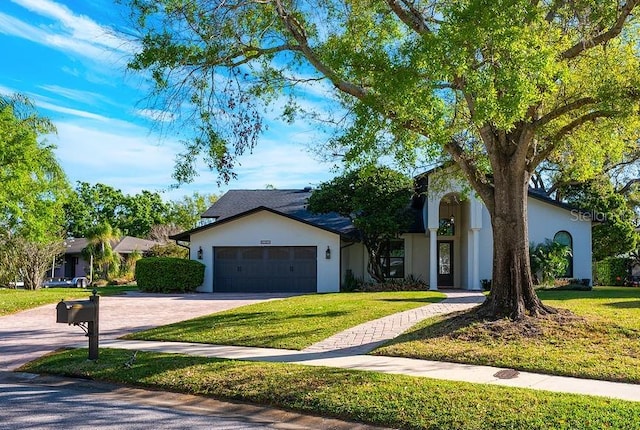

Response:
(214, 246), (317, 293)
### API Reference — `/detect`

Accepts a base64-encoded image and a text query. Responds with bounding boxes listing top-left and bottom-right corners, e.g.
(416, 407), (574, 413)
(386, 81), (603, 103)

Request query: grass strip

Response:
(126, 291), (445, 350)
(0, 286), (137, 316)
(375, 287), (640, 383)
(22, 348), (640, 430)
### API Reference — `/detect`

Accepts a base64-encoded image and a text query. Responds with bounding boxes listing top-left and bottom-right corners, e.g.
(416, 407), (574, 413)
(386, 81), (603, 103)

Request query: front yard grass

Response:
(0, 285), (137, 316)
(375, 287), (640, 383)
(126, 291), (445, 350)
(21, 347), (640, 430)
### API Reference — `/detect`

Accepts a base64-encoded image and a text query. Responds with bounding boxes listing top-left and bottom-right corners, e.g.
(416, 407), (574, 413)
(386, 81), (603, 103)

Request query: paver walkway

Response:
(302, 290), (485, 355)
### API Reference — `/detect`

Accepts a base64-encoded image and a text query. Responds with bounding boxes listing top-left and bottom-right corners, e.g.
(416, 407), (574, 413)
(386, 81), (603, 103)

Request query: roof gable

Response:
(172, 189), (356, 241)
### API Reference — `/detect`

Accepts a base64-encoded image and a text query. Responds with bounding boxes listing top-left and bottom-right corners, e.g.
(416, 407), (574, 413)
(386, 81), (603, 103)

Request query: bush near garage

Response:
(135, 257), (204, 293)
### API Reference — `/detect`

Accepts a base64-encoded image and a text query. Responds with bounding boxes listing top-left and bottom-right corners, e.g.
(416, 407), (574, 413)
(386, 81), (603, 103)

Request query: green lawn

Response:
(21, 348), (640, 430)
(0, 285), (137, 316)
(126, 291), (445, 350)
(375, 287), (640, 383)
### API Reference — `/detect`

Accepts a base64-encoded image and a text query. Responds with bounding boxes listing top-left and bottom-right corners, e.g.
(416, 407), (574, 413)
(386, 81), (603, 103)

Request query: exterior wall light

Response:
(325, 246), (331, 259)
(197, 246), (203, 260)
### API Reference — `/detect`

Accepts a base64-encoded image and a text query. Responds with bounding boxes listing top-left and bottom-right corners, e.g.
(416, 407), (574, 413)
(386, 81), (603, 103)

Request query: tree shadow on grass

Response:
(377, 309), (481, 349)
(604, 300), (640, 309)
(537, 287), (640, 301)
(124, 310), (350, 349)
(377, 297), (444, 304)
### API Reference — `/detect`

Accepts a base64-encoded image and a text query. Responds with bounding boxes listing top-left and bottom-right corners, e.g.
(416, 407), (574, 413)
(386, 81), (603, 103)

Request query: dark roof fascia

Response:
(170, 206), (357, 242)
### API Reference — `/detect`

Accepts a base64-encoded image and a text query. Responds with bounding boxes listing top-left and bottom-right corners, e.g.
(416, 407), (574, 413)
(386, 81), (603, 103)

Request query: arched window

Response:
(553, 231), (573, 278)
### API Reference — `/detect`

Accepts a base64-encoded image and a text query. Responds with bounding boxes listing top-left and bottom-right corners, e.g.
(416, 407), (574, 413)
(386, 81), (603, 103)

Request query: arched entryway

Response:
(427, 186), (484, 291)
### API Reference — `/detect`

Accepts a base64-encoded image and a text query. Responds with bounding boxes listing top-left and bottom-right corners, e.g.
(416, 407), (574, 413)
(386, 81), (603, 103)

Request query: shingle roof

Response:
(112, 236), (159, 253)
(63, 236), (159, 254)
(173, 189), (357, 241)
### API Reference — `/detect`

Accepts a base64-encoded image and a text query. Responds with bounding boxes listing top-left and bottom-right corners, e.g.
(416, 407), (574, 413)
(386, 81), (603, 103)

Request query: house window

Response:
(379, 239), (405, 278)
(438, 217), (455, 236)
(553, 231), (573, 277)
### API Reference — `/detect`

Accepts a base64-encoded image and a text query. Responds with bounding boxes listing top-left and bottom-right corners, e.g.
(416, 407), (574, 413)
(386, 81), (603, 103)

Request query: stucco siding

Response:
(473, 197), (592, 284)
(527, 198), (592, 281)
(410, 233), (429, 282)
(189, 211), (341, 293)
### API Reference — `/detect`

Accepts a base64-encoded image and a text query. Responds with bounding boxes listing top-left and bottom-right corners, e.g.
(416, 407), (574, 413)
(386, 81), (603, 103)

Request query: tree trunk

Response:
(478, 158), (556, 320)
(364, 239), (385, 283)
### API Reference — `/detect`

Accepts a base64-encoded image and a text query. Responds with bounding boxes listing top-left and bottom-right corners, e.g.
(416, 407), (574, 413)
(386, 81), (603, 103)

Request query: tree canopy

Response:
(0, 94), (69, 289)
(123, 0), (640, 319)
(0, 94), (69, 242)
(563, 179), (639, 261)
(65, 182), (218, 239)
(307, 166), (413, 282)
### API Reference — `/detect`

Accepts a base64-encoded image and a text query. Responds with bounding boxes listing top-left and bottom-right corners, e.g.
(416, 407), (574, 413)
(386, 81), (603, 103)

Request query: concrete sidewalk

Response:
(99, 338), (640, 403)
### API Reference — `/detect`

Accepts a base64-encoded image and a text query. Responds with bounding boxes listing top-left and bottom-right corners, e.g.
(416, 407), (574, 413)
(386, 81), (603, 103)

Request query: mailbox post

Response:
(56, 290), (100, 360)
(88, 291), (99, 360)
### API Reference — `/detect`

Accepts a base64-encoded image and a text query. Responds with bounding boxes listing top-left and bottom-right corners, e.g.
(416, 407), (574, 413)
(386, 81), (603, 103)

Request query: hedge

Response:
(593, 257), (629, 286)
(135, 257), (205, 293)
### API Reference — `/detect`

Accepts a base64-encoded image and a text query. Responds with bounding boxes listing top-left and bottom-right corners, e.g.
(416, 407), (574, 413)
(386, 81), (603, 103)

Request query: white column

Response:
(471, 228), (482, 290)
(429, 228), (438, 290)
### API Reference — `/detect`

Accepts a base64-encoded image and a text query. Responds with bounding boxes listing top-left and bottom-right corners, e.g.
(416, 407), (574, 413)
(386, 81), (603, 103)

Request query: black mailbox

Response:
(56, 300), (96, 324)
(55, 290), (100, 360)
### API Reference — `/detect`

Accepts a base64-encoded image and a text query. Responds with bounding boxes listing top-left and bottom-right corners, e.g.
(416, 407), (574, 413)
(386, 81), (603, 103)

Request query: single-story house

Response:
(52, 236), (160, 279)
(172, 168), (593, 293)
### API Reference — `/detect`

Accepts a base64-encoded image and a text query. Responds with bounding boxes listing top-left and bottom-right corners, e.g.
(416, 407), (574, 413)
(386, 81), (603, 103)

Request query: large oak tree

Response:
(122, 0), (640, 319)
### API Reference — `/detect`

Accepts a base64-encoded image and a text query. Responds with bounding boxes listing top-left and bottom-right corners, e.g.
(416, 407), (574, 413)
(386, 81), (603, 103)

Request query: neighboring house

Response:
(52, 236), (160, 279)
(172, 168), (593, 293)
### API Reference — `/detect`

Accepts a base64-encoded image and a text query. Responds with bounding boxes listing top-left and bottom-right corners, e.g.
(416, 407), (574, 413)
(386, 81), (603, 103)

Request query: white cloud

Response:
(36, 100), (109, 121)
(51, 120), (179, 192)
(12, 0), (129, 51)
(135, 108), (176, 123)
(1, 0), (134, 64)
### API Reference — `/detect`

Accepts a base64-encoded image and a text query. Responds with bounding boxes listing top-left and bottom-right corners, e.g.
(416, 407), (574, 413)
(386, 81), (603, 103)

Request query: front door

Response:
(437, 241), (454, 287)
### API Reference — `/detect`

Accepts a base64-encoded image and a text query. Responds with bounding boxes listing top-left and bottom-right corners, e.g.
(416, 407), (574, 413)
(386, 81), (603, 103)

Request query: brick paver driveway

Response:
(0, 291), (294, 371)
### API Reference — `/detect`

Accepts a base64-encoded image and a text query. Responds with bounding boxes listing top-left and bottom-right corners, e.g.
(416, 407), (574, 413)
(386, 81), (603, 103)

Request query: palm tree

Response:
(83, 223), (121, 283)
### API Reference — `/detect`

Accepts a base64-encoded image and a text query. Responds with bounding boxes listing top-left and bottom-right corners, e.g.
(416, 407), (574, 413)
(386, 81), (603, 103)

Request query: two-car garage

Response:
(173, 195), (349, 294)
(213, 246), (317, 293)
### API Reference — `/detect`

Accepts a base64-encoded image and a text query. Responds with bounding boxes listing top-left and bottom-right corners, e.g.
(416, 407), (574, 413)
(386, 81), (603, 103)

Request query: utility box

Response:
(56, 300), (96, 324)
(55, 290), (100, 360)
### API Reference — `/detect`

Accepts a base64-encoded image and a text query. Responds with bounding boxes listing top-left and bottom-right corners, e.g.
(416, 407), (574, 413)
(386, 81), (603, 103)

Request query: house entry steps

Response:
(301, 290), (486, 355)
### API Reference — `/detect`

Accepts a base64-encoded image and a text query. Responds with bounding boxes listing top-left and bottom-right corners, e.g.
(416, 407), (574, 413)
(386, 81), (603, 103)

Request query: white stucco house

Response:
(172, 168), (593, 293)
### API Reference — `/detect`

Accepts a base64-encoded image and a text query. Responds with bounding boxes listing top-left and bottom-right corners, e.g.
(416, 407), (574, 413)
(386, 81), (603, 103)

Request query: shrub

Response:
(355, 275), (428, 292)
(147, 243), (188, 259)
(530, 240), (572, 286)
(480, 279), (492, 291)
(341, 270), (362, 292)
(594, 257), (629, 286)
(135, 257), (205, 293)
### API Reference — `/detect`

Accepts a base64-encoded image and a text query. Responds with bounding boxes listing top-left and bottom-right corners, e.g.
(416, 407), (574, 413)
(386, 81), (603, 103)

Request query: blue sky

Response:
(0, 0), (339, 200)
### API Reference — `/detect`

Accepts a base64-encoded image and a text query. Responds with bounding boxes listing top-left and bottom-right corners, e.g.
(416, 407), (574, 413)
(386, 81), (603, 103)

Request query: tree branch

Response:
(528, 110), (614, 169)
(561, 0), (639, 59)
(385, 0), (431, 35)
(618, 178), (640, 194)
(444, 138), (494, 208)
(273, 0), (368, 100)
(223, 44), (301, 67)
(533, 97), (597, 128)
